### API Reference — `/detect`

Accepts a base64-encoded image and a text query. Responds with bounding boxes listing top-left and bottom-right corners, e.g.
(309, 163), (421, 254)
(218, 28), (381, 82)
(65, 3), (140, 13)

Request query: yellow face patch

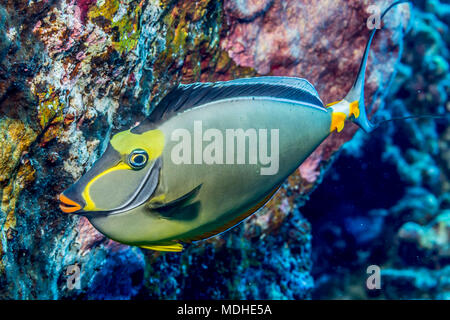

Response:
(110, 129), (165, 160)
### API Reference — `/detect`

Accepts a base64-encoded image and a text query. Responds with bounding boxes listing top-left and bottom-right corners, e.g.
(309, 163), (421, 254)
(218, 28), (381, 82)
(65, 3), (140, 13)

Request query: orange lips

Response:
(58, 193), (82, 213)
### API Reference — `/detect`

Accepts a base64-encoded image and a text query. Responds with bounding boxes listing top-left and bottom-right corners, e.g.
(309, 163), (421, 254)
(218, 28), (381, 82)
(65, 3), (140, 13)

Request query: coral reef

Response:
(0, 0), (412, 299)
(306, 0), (450, 300)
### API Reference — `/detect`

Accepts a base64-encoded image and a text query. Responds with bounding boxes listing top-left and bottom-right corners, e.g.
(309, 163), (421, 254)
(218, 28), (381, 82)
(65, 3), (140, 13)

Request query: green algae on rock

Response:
(0, 119), (37, 270)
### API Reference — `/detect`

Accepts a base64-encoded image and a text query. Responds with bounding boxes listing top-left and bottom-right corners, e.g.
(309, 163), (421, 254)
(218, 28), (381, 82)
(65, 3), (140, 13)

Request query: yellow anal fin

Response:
(349, 100), (360, 118)
(330, 112), (347, 133)
(140, 243), (184, 252)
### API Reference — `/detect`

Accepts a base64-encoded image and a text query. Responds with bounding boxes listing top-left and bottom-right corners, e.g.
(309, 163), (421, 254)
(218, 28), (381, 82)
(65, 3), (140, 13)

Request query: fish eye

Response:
(128, 149), (148, 170)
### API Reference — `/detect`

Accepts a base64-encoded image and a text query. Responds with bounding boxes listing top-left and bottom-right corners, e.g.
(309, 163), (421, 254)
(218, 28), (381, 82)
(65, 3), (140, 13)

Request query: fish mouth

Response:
(58, 193), (83, 213)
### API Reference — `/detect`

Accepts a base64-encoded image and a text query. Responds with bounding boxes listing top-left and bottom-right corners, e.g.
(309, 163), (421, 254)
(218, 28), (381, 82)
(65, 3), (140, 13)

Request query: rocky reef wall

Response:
(0, 0), (410, 299)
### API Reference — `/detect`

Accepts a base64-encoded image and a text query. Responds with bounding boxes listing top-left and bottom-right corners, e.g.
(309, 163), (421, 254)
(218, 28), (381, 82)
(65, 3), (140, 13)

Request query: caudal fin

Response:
(328, 0), (412, 133)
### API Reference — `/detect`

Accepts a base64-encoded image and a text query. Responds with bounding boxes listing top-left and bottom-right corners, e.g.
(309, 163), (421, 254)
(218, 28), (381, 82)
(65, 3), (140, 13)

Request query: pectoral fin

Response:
(148, 184), (202, 217)
(181, 184), (281, 243)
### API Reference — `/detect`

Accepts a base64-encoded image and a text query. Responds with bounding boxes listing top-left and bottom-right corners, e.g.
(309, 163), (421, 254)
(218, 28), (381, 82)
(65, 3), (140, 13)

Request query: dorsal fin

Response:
(180, 184), (281, 243)
(132, 77), (324, 133)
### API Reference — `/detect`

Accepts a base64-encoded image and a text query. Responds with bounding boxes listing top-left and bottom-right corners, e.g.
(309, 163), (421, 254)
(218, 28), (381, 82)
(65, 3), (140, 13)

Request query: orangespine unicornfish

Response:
(59, 1), (412, 252)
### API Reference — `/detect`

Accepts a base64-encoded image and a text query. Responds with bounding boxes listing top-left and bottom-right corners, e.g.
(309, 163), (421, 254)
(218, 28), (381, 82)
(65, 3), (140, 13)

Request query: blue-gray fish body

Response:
(87, 79), (332, 249)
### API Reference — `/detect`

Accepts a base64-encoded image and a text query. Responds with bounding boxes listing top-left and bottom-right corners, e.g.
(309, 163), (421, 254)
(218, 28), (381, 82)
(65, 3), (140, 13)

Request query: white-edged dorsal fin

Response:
(132, 76), (324, 133)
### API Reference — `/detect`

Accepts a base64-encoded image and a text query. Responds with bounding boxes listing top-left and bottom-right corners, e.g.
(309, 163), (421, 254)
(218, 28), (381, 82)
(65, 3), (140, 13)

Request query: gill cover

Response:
(61, 129), (164, 214)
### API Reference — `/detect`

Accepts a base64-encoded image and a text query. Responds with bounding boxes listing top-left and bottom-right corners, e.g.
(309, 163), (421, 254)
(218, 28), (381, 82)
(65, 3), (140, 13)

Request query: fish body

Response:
(59, 1), (410, 252)
(87, 81), (332, 247)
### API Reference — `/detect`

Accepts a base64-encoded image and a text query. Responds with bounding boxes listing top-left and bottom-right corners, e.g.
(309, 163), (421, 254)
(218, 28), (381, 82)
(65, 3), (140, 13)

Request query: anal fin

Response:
(140, 243), (184, 252)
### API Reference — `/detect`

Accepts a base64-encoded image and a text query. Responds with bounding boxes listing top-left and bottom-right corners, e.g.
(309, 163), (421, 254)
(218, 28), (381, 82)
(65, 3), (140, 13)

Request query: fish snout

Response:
(58, 193), (83, 213)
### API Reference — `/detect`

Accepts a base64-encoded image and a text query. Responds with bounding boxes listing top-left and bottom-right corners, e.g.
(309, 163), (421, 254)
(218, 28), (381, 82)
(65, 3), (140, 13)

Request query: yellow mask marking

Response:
(110, 129), (165, 160)
(82, 162), (131, 211)
(349, 100), (360, 118)
(330, 112), (347, 133)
